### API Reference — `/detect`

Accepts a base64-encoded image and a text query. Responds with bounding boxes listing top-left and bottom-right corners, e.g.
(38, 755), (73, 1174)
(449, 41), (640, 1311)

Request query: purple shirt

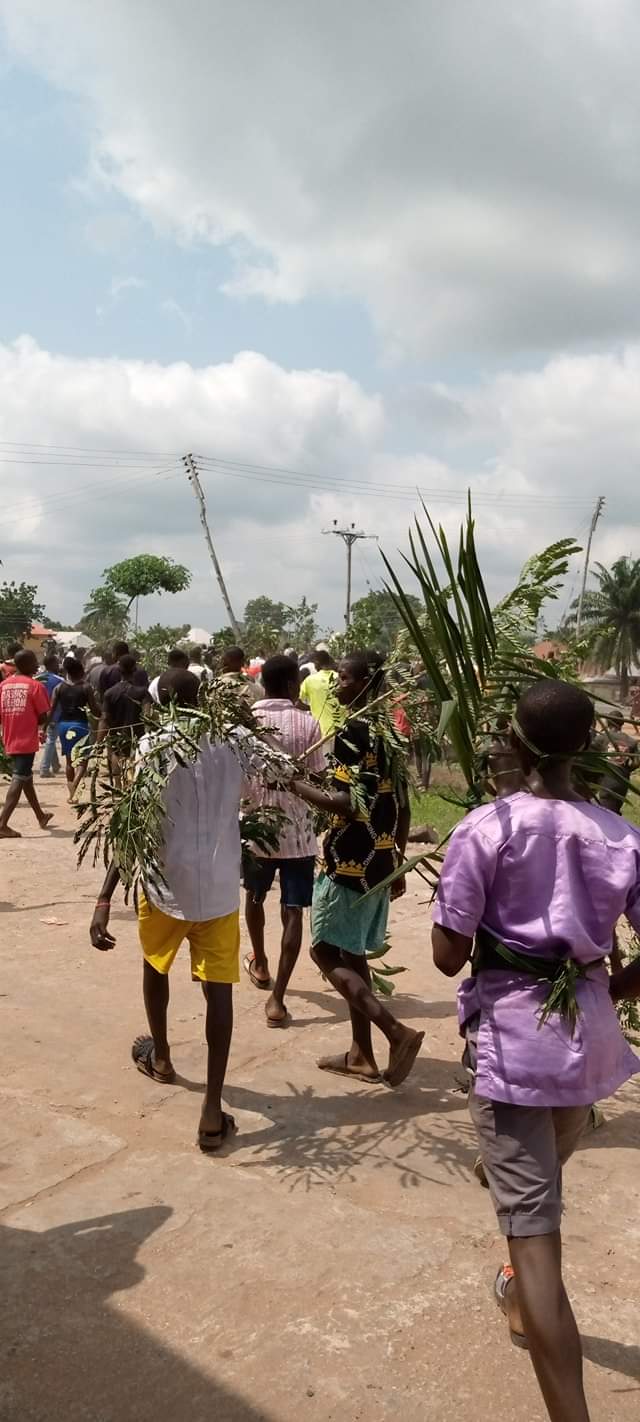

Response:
(434, 793), (640, 1107)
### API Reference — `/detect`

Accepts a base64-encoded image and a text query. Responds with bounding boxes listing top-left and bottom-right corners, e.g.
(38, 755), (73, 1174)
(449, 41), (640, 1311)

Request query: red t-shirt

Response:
(0, 674), (50, 754)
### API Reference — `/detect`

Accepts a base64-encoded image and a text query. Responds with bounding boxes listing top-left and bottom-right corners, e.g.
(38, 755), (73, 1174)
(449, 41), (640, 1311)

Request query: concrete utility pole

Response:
(575, 495), (605, 641)
(183, 453), (241, 639)
(323, 521), (378, 629)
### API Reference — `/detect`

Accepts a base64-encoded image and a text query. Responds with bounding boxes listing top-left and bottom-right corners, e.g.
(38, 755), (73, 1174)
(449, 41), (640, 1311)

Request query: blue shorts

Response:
(311, 871), (390, 956)
(243, 854), (316, 909)
(58, 720), (90, 759)
(11, 753), (36, 780)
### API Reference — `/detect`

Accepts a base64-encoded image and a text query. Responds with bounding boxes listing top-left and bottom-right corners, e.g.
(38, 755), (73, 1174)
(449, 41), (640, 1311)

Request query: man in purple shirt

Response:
(432, 679), (640, 1422)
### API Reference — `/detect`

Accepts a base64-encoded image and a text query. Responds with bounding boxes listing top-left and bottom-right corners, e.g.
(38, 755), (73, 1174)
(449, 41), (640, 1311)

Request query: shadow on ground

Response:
(0, 1208), (274, 1422)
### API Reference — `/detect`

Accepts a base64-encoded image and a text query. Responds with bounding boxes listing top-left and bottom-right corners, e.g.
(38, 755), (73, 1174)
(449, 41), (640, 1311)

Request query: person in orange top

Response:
(0, 649), (53, 838)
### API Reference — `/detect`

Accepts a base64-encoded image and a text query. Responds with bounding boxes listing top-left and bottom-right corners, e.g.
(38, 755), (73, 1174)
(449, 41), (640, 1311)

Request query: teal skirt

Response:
(311, 871), (389, 957)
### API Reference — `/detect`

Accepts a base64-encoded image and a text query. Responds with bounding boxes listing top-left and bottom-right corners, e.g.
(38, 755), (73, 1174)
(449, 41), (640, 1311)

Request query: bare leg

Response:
(69, 756), (89, 802)
(142, 959), (173, 1077)
(244, 892), (270, 982)
(507, 1232), (590, 1422)
(266, 906), (303, 1022)
(20, 776), (53, 828)
(311, 941), (422, 1082)
(0, 776), (23, 835)
(199, 982), (233, 1134)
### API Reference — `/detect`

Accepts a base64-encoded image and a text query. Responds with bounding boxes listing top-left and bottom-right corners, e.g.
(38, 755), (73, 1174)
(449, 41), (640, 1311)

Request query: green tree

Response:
(349, 589), (423, 652)
(570, 556), (640, 700)
(283, 597), (318, 649)
(211, 626), (237, 653)
(78, 585), (130, 643)
(104, 555), (191, 615)
(0, 581), (45, 644)
(242, 596), (288, 654)
(133, 623), (191, 676)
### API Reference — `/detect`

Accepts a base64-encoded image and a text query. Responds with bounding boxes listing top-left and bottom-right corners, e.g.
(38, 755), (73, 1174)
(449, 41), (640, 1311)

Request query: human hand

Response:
(90, 901), (116, 951)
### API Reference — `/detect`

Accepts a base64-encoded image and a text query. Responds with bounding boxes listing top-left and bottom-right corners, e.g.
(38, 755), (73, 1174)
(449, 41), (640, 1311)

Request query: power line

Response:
(183, 454), (240, 636)
(576, 495), (606, 639)
(323, 521), (378, 629)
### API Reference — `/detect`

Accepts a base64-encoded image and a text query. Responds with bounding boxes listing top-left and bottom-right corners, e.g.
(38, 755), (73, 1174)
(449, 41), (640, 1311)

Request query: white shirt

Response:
(148, 674), (161, 704)
(138, 725), (294, 920)
(244, 698), (326, 858)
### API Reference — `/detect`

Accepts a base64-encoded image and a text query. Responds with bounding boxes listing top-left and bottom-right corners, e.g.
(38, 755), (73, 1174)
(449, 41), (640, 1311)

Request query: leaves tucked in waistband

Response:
(473, 927), (589, 1037)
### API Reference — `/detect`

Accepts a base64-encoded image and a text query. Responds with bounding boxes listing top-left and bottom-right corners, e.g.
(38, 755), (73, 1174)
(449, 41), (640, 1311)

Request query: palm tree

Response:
(573, 557), (640, 700)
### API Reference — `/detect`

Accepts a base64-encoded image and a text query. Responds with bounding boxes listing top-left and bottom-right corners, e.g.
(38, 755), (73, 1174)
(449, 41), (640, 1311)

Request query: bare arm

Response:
(289, 776), (354, 819)
(89, 861), (121, 950)
(432, 923), (473, 977)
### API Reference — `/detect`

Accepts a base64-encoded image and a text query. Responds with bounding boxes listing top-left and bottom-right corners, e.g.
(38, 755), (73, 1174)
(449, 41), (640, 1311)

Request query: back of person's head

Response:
(119, 653), (137, 679)
(167, 647), (190, 669)
(513, 680), (594, 760)
(157, 668), (200, 709)
(44, 652), (60, 672)
(314, 649), (335, 671)
(6, 641), (23, 659)
(14, 649), (37, 676)
(65, 656), (85, 682)
(189, 646), (203, 663)
(222, 646), (245, 673)
(261, 654), (299, 699)
(112, 640), (129, 661)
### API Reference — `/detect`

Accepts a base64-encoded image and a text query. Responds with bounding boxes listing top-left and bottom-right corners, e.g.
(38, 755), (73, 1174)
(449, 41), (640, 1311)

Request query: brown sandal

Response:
(495, 1266), (529, 1350)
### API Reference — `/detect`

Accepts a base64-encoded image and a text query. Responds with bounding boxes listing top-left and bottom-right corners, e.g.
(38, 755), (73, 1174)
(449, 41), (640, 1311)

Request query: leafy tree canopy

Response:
(104, 555), (191, 609)
(569, 555), (640, 698)
(0, 581), (45, 645)
(241, 596), (318, 655)
(133, 623), (191, 676)
(78, 585), (130, 644)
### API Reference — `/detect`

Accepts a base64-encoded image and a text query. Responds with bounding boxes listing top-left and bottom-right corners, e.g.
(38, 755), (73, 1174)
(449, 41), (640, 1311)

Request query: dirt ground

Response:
(1, 774), (639, 1422)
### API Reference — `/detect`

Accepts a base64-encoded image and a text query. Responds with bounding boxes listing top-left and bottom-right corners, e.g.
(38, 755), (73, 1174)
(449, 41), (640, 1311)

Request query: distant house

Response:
(23, 623), (54, 656)
(532, 639), (566, 663)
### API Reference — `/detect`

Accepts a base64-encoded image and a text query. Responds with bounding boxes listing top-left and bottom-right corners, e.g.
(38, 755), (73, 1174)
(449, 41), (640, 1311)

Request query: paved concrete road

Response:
(1, 778), (639, 1420)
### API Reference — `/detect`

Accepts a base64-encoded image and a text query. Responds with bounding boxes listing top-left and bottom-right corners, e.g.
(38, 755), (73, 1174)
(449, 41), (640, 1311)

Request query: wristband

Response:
(95, 899), (111, 909)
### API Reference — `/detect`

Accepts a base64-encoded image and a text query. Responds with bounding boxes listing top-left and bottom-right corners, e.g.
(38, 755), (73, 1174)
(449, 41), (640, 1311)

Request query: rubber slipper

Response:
(197, 1112), (238, 1154)
(266, 1009), (291, 1029)
(243, 953), (272, 990)
(131, 1035), (176, 1084)
(495, 1266), (529, 1350)
(317, 1053), (380, 1083)
(383, 1030), (424, 1088)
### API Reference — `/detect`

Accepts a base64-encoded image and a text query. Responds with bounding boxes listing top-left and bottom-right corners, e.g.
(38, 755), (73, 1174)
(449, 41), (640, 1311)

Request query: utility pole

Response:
(576, 495), (605, 640)
(323, 521), (378, 629)
(183, 453), (241, 638)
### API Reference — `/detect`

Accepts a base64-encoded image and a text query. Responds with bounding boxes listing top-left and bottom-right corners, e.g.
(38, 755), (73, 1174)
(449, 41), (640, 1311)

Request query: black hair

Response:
(342, 649), (385, 700)
(112, 640), (129, 660)
(222, 646), (245, 670)
(65, 657), (85, 680)
(262, 654), (298, 698)
(119, 653), (137, 678)
(14, 649), (37, 674)
(6, 641), (23, 658)
(314, 649), (335, 670)
(189, 645), (203, 661)
(167, 647), (190, 668)
(157, 668), (200, 709)
(44, 652), (59, 670)
(514, 680), (594, 760)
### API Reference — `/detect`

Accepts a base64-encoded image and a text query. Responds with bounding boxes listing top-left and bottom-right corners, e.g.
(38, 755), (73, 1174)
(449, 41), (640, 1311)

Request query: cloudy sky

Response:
(1, 1), (639, 635)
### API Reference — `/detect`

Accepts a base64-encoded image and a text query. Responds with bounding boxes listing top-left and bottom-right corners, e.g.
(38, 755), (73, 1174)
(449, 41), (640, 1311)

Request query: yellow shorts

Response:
(138, 893), (240, 984)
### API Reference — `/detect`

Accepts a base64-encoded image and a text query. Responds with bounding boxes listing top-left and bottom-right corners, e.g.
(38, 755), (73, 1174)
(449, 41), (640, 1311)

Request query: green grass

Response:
(409, 787), (465, 842)
(410, 771), (640, 838)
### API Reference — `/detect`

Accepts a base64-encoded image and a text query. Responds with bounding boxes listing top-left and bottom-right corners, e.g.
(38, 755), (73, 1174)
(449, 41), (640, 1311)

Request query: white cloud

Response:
(4, 0), (640, 357)
(0, 337), (638, 636)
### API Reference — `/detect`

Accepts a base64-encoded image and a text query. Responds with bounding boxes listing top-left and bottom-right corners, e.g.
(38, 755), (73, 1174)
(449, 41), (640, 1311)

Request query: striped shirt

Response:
(245, 698), (326, 858)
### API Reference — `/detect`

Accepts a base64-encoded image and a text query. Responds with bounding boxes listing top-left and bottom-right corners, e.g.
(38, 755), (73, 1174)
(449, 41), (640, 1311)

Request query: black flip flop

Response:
(243, 953), (272, 990)
(131, 1035), (176, 1084)
(197, 1112), (238, 1154)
